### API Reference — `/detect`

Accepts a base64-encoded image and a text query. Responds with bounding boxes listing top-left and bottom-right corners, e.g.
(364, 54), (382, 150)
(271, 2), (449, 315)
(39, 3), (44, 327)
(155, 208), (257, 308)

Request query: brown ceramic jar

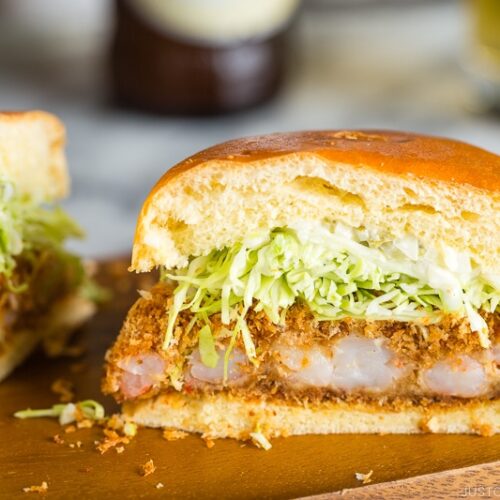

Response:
(111, 0), (299, 114)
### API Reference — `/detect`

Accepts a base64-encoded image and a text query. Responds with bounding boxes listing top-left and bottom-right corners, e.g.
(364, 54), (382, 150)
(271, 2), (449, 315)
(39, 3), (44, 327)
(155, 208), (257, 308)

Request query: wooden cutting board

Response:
(0, 259), (498, 499)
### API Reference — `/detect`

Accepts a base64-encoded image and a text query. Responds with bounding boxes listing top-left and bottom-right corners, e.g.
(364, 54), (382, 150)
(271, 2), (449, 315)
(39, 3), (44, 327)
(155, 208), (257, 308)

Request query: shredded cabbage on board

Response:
(14, 400), (105, 425)
(162, 221), (499, 368)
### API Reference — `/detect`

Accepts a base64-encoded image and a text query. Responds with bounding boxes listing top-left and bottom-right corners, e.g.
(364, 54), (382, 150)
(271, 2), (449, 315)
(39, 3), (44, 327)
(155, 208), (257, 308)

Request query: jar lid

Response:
(127, 0), (300, 46)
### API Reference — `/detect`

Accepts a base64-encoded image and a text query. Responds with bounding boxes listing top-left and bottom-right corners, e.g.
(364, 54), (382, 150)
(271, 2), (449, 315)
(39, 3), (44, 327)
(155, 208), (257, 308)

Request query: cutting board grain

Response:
(307, 460), (500, 499)
(0, 259), (499, 499)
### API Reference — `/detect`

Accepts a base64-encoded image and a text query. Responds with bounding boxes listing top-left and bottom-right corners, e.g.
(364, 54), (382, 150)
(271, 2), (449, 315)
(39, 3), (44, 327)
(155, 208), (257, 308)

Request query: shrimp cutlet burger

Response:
(103, 130), (500, 439)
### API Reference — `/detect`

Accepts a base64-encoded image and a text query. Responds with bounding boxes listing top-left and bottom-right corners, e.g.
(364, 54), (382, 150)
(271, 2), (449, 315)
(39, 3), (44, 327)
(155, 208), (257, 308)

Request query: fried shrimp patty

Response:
(0, 249), (84, 353)
(103, 284), (500, 406)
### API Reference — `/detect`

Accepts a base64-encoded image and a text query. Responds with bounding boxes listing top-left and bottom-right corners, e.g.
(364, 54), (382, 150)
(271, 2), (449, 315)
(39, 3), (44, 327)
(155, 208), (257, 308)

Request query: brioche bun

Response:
(123, 392), (499, 438)
(131, 130), (500, 273)
(0, 110), (69, 202)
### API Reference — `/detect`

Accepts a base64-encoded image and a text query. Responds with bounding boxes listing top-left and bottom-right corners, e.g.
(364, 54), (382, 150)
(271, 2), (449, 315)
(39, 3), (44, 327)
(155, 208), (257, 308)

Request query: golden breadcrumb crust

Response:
(103, 284), (499, 403)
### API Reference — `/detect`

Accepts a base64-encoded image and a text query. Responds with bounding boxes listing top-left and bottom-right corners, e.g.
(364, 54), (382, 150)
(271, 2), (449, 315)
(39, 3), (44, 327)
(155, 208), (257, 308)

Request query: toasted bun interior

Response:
(123, 392), (499, 438)
(0, 110), (69, 202)
(131, 131), (500, 273)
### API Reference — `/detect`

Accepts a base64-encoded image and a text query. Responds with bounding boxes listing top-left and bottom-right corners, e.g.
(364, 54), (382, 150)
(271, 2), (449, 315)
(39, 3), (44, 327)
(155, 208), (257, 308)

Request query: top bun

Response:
(132, 130), (500, 273)
(0, 111), (69, 202)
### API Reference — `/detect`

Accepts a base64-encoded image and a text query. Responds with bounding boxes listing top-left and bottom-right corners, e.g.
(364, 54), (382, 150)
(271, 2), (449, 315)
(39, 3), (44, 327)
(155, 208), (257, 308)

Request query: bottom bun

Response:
(123, 392), (499, 438)
(0, 293), (95, 382)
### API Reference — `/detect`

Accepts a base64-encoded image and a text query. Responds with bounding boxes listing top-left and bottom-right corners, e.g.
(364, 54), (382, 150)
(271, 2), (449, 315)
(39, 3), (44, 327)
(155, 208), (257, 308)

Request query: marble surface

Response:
(0, 0), (499, 258)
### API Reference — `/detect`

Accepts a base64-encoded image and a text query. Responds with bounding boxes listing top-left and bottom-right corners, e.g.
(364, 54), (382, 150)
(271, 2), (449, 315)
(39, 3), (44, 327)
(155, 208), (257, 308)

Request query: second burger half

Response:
(0, 111), (96, 382)
(103, 130), (499, 439)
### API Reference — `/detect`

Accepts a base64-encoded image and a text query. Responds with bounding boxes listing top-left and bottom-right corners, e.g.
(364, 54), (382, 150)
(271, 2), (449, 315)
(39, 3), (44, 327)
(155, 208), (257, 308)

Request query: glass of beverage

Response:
(466, 0), (500, 109)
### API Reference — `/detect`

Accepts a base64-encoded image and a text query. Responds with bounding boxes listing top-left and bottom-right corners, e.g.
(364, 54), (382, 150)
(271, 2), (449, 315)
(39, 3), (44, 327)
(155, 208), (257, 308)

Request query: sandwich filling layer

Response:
(104, 222), (500, 406)
(0, 179), (92, 354)
(162, 222), (498, 357)
(104, 283), (499, 403)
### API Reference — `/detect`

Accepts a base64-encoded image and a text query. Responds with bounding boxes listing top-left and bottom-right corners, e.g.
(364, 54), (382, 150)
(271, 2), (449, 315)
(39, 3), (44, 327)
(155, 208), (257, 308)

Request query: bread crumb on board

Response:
(156, 482), (164, 489)
(93, 414), (139, 454)
(162, 429), (188, 441)
(249, 426), (272, 451)
(96, 428), (131, 455)
(77, 419), (94, 429)
(204, 437), (215, 449)
(22, 481), (48, 494)
(471, 422), (495, 437)
(52, 434), (65, 445)
(123, 422), (138, 437)
(140, 459), (156, 477)
(355, 470), (374, 484)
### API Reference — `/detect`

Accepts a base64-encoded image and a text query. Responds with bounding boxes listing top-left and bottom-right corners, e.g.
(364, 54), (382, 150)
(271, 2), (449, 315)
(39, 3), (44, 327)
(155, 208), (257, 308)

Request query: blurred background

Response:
(0, 0), (499, 258)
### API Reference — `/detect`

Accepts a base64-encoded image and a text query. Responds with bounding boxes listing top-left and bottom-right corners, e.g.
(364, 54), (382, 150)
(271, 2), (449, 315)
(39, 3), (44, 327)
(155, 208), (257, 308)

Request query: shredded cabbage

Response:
(163, 222), (499, 367)
(14, 400), (105, 424)
(0, 179), (86, 291)
(198, 324), (219, 368)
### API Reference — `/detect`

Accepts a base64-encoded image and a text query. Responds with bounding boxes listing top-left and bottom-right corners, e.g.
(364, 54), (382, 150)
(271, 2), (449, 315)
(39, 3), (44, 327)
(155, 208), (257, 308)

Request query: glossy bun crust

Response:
(149, 130), (500, 198)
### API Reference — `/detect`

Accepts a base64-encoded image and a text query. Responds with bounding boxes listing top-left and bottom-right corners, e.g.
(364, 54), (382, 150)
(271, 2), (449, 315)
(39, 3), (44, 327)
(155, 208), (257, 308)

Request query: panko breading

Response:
(103, 284), (499, 406)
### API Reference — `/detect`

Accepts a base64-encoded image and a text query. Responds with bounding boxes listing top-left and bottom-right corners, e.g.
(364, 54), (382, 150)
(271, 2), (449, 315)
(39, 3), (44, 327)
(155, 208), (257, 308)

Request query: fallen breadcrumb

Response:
(106, 413), (125, 430)
(107, 414), (137, 436)
(50, 378), (74, 403)
(77, 419), (93, 429)
(123, 422), (138, 437)
(93, 414), (138, 454)
(355, 470), (374, 484)
(140, 459), (156, 477)
(203, 437), (215, 449)
(96, 429), (130, 455)
(156, 483), (164, 489)
(472, 423), (495, 437)
(249, 425), (272, 451)
(64, 425), (76, 434)
(162, 429), (188, 441)
(52, 434), (65, 445)
(22, 481), (48, 494)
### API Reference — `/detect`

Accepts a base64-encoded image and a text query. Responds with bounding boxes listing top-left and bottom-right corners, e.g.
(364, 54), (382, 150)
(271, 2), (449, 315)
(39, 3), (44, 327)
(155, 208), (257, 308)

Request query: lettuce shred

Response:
(198, 324), (220, 368)
(0, 179), (86, 290)
(162, 222), (499, 366)
(14, 400), (105, 424)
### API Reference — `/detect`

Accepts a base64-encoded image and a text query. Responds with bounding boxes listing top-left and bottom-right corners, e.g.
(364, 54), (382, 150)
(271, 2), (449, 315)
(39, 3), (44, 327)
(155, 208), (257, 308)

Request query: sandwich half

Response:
(0, 111), (96, 381)
(103, 130), (499, 438)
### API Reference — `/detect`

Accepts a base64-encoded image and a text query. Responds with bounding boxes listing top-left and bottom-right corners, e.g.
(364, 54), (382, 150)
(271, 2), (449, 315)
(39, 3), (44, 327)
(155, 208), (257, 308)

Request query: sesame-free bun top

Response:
(0, 110), (69, 201)
(132, 130), (500, 273)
